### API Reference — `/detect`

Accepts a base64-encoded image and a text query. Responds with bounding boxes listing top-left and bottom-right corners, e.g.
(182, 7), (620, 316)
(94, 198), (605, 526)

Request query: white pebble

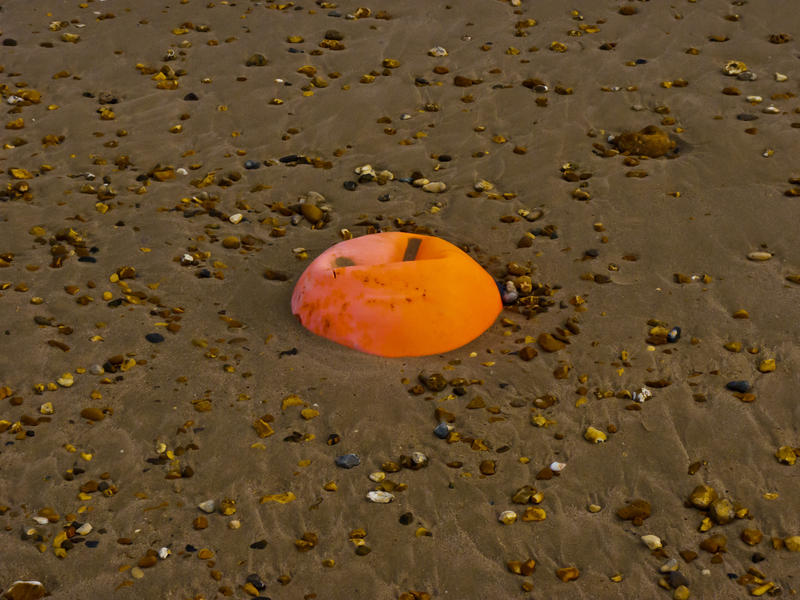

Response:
(76, 523), (93, 535)
(229, 213), (243, 224)
(158, 546), (171, 559)
(428, 46), (448, 57)
(641, 534), (663, 550)
(176, 168), (188, 176)
(181, 253), (194, 265)
(32, 516), (49, 525)
(747, 251), (773, 261)
(366, 491), (395, 503)
(368, 472), (385, 482)
(422, 181), (447, 193)
(197, 499), (216, 513)
(775, 72), (788, 82)
(550, 461), (566, 472)
(498, 510), (517, 525)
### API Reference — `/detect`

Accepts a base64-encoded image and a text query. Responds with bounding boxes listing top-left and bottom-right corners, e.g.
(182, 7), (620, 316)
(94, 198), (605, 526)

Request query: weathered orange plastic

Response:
(291, 232), (502, 357)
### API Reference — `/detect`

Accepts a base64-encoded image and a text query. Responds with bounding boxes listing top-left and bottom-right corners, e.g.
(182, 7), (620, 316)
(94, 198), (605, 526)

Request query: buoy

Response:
(291, 232), (502, 357)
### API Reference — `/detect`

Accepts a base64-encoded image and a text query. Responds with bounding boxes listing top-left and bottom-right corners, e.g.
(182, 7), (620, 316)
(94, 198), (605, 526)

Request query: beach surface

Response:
(1, 0), (800, 598)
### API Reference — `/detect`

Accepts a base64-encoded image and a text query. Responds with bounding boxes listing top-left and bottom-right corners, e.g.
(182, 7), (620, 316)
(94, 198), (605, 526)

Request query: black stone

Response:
(244, 160), (260, 170)
(343, 180), (357, 191)
(737, 113), (758, 121)
(335, 453), (360, 469)
(399, 512), (413, 525)
(438, 154), (452, 162)
(145, 333), (165, 343)
(752, 552), (766, 563)
(86, 540), (99, 548)
(324, 29), (343, 40)
(378, 193), (391, 202)
(78, 256), (97, 263)
(250, 539), (268, 549)
(3, 38), (18, 46)
(245, 574), (267, 591)
(183, 92), (199, 101)
(667, 571), (689, 588)
(667, 327), (681, 343)
(726, 380), (751, 393)
(196, 269), (212, 278)
(584, 249), (599, 258)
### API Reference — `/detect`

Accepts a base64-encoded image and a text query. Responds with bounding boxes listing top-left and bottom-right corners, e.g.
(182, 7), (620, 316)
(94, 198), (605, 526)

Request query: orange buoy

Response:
(291, 232), (502, 357)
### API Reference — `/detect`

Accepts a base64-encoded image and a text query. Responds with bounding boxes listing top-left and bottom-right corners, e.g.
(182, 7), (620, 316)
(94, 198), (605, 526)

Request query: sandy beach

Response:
(1, 0), (800, 598)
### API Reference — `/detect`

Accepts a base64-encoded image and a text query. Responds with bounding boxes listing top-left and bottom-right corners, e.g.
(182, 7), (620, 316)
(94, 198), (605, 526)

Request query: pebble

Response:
(549, 461), (566, 472)
(422, 181), (446, 193)
(433, 422), (451, 439)
(229, 213), (243, 224)
(775, 72), (788, 82)
(667, 327), (681, 343)
(76, 522), (93, 536)
(145, 333), (165, 343)
(335, 453), (360, 469)
(498, 510), (517, 525)
(660, 558), (679, 573)
(428, 46), (448, 57)
(726, 380), (751, 393)
(673, 585), (690, 600)
(785, 536), (800, 551)
(57, 373), (74, 387)
(747, 251), (772, 261)
(80, 407), (105, 421)
(158, 547), (171, 559)
(198, 499), (216, 513)
(368, 472), (385, 482)
(616, 499), (651, 525)
(244, 160), (260, 170)
(584, 426), (607, 444)
(221, 236), (241, 249)
(88, 364), (104, 375)
(642, 534), (662, 550)
(538, 333), (565, 352)
(366, 491), (394, 503)
(758, 359), (776, 373)
(688, 485), (718, 509)
(556, 567), (580, 582)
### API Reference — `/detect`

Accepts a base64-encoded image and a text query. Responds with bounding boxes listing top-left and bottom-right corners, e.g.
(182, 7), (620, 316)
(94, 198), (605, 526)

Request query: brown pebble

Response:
(222, 236), (240, 249)
(453, 75), (474, 87)
(537, 333), (565, 352)
(193, 516), (208, 530)
(556, 566), (580, 582)
(519, 346), (538, 361)
(619, 5), (638, 15)
(741, 528), (763, 546)
(138, 553), (158, 568)
(197, 548), (214, 559)
(616, 499), (651, 525)
(479, 460), (496, 475)
(679, 549), (698, 563)
(699, 534), (726, 553)
(688, 485), (718, 509)
(80, 407), (105, 421)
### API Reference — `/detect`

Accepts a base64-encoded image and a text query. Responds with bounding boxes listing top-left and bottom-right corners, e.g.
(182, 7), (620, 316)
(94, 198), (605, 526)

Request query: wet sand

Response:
(1, 0), (800, 598)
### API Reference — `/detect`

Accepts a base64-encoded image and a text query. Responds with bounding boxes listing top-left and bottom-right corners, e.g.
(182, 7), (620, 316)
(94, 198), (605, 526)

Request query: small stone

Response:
(366, 491), (394, 503)
(419, 372), (447, 391)
(511, 486), (537, 504)
(617, 499), (651, 525)
(480, 460), (496, 475)
(518, 346), (538, 361)
(588, 504), (602, 513)
(57, 373), (74, 387)
(747, 251), (773, 261)
(245, 53), (268, 67)
(584, 426), (607, 444)
(642, 534), (663, 550)
(300, 203), (323, 224)
(673, 585), (690, 600)
(741, 528), (763, 546)
(433, 422), (450, 439)
(428, 46), (448, 57)
(726, 380), (751, 393)
(145, 333), (165, 343)
(775, 72), (788, 82)
(667, 327), (681, 343)
(221, 236), (241, 249)
(758, 359), (776, 373)
(198, 499), (216, 513)
(785, 536), (800, 552)
(138, 554), (158, 568)
(710, 498), (734, 525)
(3, 581), (47, 600)
(130, 567), (144, 579)
(193, 516), (208, 530)
(699, 534), (726, 553)
(556, 566), (580, 582)
(335, 454), (360, 469)
(537, 333), (565, 352)
(76, 522), (92, 535)
(80, 407), (105, 421)
(688, 485), (718, 509)
(659, 558), (679, 573)
(368, 472), (385, 482)
(422, 181), (446, 193)
(229, 213), (243, 224)
(612, 125), (675, 158)
(498, 510), (517, 525)
(775, 446), (797, 465)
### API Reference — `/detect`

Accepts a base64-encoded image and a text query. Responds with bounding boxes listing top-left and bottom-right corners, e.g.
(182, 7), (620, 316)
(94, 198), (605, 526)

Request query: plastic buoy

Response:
(291, 232), (502, 357)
